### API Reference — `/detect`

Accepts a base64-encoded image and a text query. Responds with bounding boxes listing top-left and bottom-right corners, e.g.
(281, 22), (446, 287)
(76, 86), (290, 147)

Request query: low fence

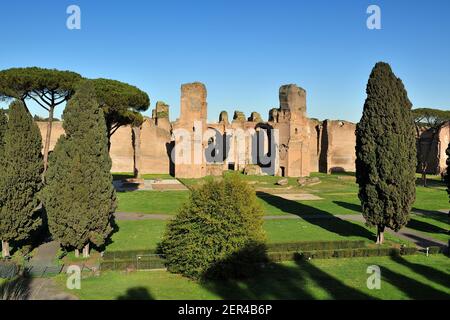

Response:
(0, 262), (19, 279)
(101, 251), (166, 271)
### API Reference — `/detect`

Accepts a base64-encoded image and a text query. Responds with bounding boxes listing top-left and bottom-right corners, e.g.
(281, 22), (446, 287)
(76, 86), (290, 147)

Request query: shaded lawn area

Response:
(56, 254), (450, 300)
(407, 213), (449, 243)
(116, 191), (189, 214)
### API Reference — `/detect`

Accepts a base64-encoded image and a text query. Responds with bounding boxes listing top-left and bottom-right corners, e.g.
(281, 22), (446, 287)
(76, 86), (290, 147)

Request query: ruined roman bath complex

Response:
(36, 82), (450, 178)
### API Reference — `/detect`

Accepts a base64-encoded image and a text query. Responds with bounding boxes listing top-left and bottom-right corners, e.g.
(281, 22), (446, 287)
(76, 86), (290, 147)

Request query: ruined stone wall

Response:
(138, 118), (172, 175)
(109, 125), (134, 173)
(308, 119), (321, 173)
(418, 121), (450, 174)
(319, 120), (356, 173)
(437, 122), (450, 173)
(36, 121), (65, 152)
(173, 82), (208, 178)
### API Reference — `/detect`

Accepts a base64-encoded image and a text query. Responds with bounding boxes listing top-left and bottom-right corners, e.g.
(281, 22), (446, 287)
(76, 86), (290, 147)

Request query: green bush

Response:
(160, 174), (266, 280)
(266, 240), (366, 252)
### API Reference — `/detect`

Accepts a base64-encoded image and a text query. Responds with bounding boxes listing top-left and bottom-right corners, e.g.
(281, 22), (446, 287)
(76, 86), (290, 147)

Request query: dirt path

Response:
(28, 278), (78, 300)
(30, 241), (60, 265)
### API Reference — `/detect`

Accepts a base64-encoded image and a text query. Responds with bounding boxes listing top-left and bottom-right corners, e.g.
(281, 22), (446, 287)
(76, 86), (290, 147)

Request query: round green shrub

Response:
(160, 174), (266, 280)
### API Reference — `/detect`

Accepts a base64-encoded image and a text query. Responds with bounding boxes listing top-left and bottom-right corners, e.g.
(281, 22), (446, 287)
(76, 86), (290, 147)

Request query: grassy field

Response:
(117, 172), (449, 218)
(116, 191), (189, 214)
(56, 254), (450, 300)
(106, 216), (409, 252)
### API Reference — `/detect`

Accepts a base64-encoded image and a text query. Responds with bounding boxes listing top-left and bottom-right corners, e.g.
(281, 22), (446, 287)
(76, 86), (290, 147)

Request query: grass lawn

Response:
(116, 190), (189, 214)
(107, 220), (168, 252)
(56, 254), (450, 300)
(407, 213), (449, 243)
(105, 216), (410, 252)
(112, 172), (174, 180)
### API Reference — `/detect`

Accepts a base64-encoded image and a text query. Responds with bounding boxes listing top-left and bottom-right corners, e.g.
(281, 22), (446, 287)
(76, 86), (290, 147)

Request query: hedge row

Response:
(268, 246), (418, 262)
(100, 256), (166, 271)
(266, 240), (366, 253)
(426, 246), (446, 255)
(103, 249), (158, 260)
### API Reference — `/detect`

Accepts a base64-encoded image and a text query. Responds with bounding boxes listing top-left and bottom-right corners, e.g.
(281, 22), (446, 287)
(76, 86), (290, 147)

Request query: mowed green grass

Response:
(106, 217), (409, 252)
(116, 191), (189, 214)
(57, 254), (450, 300)
(113, 172), (448, 244)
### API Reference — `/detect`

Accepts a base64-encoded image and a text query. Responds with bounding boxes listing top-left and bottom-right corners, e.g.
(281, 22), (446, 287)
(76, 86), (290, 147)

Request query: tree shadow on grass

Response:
(390, 254), (450, 289)
(381, 264), (450, 300)
(201, 246), (375, 300)
(293, 256), (376, 300)
(406, 219), (449, 237)
(333, 201), (362, 214)
(412, 208), (450, 224)
(258, 192), (375, 242)
(117, 287), (154, 300)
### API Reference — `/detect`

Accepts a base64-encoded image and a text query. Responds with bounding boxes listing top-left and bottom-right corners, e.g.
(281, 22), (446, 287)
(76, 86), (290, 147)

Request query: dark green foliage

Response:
(446, 143), (450, 209)
(412, 108), (450, 130)
(87, 78), (150, 141)
(161, 175), (266, 280)
(0, 67), (82, 171)
(0, 110), (6, 156)
(0, 101), (43, 243)
(356, 62), (417, 235)
(266, 240), (366, 252)
(0, 67), (81, 101)
(41, 82), (117, 251)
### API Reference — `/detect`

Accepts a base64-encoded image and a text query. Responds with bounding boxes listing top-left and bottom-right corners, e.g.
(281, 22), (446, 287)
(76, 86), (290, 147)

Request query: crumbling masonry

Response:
(36, 82), (450, 178)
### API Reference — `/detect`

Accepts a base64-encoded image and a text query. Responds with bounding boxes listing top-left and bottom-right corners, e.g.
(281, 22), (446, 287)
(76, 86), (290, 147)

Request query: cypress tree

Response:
(355, 62), (417, 244)
(446, 143), (450, 215)
(41, 82), (116, 258)
(0, 101), (43, 257)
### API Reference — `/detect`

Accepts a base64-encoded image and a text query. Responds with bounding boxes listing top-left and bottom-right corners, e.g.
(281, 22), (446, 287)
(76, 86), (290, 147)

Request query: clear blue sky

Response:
(0, 0), (449, 122)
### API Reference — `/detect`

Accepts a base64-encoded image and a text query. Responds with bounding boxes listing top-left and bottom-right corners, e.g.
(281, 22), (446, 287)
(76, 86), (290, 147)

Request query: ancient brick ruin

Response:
(36, 82), (450, 178)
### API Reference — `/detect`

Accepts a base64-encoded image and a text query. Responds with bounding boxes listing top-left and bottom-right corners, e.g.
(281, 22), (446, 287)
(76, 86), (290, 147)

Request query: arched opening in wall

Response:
(280, 166), (286, 177)
(254, 123), (275, 175)
(204, 127), (229, 164)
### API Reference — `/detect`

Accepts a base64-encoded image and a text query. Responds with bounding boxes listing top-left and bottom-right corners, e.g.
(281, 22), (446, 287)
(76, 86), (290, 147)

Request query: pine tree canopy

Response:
(0, 100), (43, 243)
(356, 62), (417, 233)
(41, 81), (117, 250)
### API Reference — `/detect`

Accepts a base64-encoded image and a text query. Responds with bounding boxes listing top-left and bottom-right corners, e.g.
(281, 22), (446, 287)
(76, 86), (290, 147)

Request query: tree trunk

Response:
(421, 162), (427, 187)
(376, 225), (385, 245)
(75, 248), (80, 258)
(42, 106), (54, 175)
(1, 240), (10, 258)
(132, 126), (142, 178)
(82, 243), (90, 258)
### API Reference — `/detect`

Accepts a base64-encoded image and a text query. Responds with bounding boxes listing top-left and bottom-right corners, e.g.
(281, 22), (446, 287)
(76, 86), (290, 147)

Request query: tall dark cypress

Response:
(0, 101), (43, 257)
(355, 62), (417, 244)
(446, 143), (450, 215)
(42, 82), (116, 257)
